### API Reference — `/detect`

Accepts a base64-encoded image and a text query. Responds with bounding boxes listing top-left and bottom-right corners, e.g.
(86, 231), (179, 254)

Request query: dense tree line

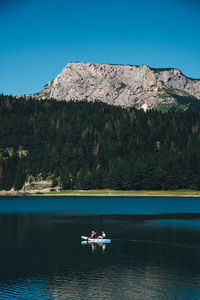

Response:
(1, 94), (200, 190)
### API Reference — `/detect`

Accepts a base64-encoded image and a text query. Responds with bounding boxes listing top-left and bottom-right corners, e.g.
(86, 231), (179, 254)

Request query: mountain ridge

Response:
(23, 62), (200, 111)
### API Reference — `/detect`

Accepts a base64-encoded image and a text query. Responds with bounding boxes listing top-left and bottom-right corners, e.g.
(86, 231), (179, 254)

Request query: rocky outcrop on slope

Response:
(27, 62), (200, 110)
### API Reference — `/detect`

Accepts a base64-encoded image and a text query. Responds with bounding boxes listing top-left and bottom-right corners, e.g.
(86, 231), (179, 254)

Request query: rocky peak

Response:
(26, 62), (200, 110)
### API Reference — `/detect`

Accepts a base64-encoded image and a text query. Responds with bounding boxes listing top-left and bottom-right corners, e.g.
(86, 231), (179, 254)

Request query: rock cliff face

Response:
(28, 62), (200, 110)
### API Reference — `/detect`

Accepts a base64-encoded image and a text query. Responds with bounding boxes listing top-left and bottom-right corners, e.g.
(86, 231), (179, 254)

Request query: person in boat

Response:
(97, 230), (106, 239)
(90, 231), (97, 239)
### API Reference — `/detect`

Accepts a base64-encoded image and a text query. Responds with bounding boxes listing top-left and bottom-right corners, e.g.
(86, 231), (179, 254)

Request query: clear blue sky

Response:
(0, 0), (200, 96)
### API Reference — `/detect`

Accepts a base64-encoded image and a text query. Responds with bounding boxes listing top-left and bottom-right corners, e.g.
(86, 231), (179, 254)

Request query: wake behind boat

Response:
(81, 236), (111, 243)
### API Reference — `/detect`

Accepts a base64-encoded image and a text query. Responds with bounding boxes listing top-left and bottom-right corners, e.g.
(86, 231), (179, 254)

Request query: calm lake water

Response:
(0, 196), (200, 299)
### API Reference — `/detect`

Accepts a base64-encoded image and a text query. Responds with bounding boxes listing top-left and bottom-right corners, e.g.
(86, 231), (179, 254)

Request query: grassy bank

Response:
(1, 189), (200, 197)
(29, 189), (200, 197)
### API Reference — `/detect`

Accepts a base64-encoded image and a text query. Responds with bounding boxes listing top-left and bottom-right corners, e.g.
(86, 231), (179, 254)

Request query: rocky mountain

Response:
(26, 62), (200, 111)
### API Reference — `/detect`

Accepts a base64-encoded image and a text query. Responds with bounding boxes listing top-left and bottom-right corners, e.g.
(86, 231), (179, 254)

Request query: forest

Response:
(1, 94), (200, 191)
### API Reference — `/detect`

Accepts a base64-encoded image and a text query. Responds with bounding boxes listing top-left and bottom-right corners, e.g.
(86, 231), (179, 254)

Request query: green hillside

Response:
(1, 94), (200, 191)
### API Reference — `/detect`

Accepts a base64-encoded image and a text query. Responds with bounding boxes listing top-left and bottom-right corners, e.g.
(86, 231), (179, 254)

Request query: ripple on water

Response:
(1, 265), (200, 300)
(0, 276), (54, 300)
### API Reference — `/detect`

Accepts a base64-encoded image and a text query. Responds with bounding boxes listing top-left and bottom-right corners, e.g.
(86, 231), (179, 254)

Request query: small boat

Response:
(81, 236), (111, 243)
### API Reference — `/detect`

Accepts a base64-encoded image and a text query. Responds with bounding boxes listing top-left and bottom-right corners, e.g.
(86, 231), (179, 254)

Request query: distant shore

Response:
(1, 189), (200, 197)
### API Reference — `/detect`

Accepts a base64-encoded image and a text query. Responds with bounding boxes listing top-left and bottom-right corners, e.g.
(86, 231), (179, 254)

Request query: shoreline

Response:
(1, 189), (200, 197)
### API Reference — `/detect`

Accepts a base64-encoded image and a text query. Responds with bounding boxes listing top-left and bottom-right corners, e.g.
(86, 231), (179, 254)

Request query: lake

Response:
(0, 196), (200, 299)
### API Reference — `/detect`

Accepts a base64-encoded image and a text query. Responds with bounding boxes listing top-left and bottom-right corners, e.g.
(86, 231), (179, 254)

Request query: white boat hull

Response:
(81, 236), (111, 243)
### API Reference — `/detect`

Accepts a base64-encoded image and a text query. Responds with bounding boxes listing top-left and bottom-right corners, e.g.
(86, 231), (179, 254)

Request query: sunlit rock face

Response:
(26, 62), (200, 110)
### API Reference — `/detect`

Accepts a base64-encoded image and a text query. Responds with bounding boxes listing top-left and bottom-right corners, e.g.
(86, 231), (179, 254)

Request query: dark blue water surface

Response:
(1, 195), (200, 215)
(0, 196), (200, 299)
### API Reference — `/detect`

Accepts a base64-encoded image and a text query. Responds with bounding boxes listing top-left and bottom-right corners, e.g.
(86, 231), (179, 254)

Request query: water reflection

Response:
(148, 218), (200, 230)
(2, 263), (200, 300)
(0, 199), (200, 299)
(48, 262), (200, 299)
(81, 241), (107, 253)
(0, 276), (54, 299)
